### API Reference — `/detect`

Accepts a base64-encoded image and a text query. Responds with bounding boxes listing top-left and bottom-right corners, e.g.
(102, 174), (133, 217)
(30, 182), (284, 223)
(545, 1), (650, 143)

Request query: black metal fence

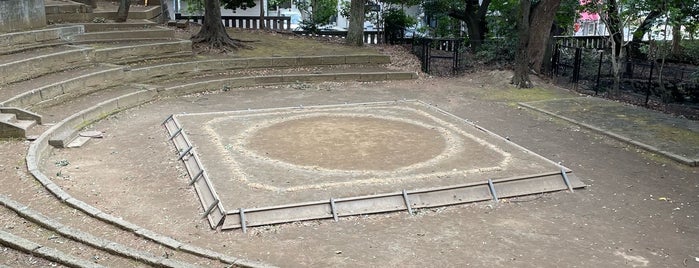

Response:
(409, 38), (464, 75)
(553, 36), (699, 105)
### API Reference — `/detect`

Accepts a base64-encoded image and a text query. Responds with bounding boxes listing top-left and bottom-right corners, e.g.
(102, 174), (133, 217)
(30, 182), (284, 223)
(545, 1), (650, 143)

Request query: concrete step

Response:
(44, 0), (93, 14)
(32, 83), (152, 124)
(47, 5), (162, 23)
(0, 45), (93, 85)
(67, 27), (175, 42)
(0, 113), (16, 122)
(0, 25), (84, 55)
(153, 65), (410, 87)
(92, 39), (192, 63)
(0, 230), (105, 268)
(13, 119), (37, 130)
(0, 64), (118, 105)
(160, 69), (418, 97)
(0, 115), (36, 139)
(71, 20), (159, 32)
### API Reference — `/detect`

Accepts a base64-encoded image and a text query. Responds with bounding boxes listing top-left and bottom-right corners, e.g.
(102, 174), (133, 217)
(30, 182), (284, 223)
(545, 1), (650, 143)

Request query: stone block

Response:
(297, 56), (324, 66)
(0, 0), (46, 33)
(321, 56), (346, 65)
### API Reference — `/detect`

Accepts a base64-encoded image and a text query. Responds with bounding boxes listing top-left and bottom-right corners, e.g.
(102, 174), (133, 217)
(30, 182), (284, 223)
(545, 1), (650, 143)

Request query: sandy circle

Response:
(245, 115), (446, 171)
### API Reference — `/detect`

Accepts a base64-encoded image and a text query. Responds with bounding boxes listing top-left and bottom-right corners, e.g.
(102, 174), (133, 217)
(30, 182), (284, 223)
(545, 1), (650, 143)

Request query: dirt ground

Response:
(31, 70), (698, 267)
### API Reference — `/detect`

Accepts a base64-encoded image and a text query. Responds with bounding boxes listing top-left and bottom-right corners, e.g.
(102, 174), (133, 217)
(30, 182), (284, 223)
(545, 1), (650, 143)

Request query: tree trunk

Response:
(511, 0), (532, 88)
(116, 0), (131, 22)
(605, 0), (623, 95)
(345, 0), (365, 46)
(527, 0), (560, 74)
(259, 0), (267, 30)
(671, 23), (682, 56)
(449, 0), (490, 51)
(628, 10), (661, 59)
(192, 0), (250, 50)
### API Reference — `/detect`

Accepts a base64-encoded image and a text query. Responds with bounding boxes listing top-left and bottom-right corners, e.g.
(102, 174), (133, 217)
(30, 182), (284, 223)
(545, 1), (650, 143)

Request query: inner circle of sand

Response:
(244, 115), (447, 171)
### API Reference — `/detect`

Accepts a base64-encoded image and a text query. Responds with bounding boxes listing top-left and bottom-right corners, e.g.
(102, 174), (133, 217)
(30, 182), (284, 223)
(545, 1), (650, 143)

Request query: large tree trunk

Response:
(511, 0), (532, 88)
(259, 0), (267, 30)
(527, 0), (560, 74)
(449, 0), (491, 51)
(605, 0), (623, 95)
(116, 0), (131, 22)
(671, 23), (682, 56)
(628, 10), (661, 59)
(191, 0), (250, 50)
(345, 0), (365, 46)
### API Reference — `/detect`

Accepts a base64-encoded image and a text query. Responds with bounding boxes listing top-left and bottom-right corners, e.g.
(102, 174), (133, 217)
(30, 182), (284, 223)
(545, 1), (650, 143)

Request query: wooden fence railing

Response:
(175, 13), (292, 31)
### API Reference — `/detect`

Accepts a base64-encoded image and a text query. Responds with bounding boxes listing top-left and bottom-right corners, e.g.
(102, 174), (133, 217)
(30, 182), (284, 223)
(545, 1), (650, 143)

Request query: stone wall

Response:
(0, 0), (46, 33)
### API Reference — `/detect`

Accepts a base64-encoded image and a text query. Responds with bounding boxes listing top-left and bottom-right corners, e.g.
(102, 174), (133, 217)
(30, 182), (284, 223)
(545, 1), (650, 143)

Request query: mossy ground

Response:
(478, 86), (578, 104)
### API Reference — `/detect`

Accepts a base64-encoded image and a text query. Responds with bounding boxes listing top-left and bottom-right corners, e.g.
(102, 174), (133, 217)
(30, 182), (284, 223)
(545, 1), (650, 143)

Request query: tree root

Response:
(191, 33), (253, 52)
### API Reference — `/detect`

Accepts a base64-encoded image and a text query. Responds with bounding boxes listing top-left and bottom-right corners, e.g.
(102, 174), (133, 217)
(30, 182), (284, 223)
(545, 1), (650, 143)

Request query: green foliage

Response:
(421, 0), (462, 37)
(183, 0), (205, 14)
(486, 0), (517, 39)
(384, 8), (416, 29)
(474, 37), (516, 63)
(182, 0), (257, 14)
(222, 0), (257, 11)
(555, 0), (579, 34)
(295, 0), (338, 32)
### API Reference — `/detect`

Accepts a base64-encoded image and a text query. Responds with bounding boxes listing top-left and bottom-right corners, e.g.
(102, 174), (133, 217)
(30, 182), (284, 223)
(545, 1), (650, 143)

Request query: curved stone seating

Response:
(0, 25), (84, 54)
(1, 22), (418, 266)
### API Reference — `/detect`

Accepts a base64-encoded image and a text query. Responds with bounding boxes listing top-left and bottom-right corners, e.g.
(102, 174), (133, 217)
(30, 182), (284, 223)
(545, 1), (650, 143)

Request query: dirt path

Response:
(32, 72), (698, 267)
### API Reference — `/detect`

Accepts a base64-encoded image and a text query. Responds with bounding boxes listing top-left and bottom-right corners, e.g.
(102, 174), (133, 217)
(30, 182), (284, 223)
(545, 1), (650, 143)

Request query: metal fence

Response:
(410, 38), (464, 75)
(553, 36), (699, 105)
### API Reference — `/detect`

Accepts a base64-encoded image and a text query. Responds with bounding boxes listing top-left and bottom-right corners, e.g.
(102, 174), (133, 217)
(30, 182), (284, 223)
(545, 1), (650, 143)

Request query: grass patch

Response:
(479, 87), (577, 104)
(226, 29), (380, 58)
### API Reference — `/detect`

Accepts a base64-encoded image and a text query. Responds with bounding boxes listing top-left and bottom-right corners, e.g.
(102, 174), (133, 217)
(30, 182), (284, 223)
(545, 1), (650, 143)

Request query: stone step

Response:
(0, 45), (93, 85)
(46, 5), (162, 23)
(0, 229), (105, 268)
(0, 25), (84, 55)
(0, 116), (36, 139)
(44, 0), (93, 15)
(0, 64), (117, 105)
(153, 65), (409, 87)
(72, 20), (159, 32)
(67, 27), (175, 42)
(92, 39), (192, 63)
(0, 113), (16, 122)
(32, 83), (150, 124)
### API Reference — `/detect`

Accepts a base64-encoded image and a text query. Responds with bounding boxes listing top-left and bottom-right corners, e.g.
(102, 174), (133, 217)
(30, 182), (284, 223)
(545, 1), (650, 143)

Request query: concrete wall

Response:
(0, 0), (47, 33)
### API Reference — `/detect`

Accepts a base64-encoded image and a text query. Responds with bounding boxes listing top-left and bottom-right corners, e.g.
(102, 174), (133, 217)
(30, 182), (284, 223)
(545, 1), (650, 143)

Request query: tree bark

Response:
(511, 0), (533, 88)
(449, 0), (491, 51)
(259, 0), (267, 30)
(628, 10), (661, 59)
(116, 0), (131, 22)
(527, 0), (560, 74)
(671, 23), (682, 56)
(192, 0), (250, 50)
(605, 0), (623, 95)
(345, 0), (365, 46)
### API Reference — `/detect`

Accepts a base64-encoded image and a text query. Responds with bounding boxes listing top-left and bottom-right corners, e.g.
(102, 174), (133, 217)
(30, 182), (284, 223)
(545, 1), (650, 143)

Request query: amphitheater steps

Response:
(78, 20), (159, 32)
(0, 64), (121, 105)
(92, 40), (192, 64)
(67, 27), (176, 43)
(0, 111), (39, 139)
(0, 45), (93, 86)
(0, 196), (202, 267)
(0, 210), (135, 268)
(46, 0), (162, 23)
(0, 25), (84, 55)
(31, 83), (152, 124)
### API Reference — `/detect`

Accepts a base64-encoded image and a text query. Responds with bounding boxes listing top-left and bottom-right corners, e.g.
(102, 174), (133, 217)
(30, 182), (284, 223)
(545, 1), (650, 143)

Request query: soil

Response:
(30, 71), (699, 267)
(1, 21), (697, 266)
